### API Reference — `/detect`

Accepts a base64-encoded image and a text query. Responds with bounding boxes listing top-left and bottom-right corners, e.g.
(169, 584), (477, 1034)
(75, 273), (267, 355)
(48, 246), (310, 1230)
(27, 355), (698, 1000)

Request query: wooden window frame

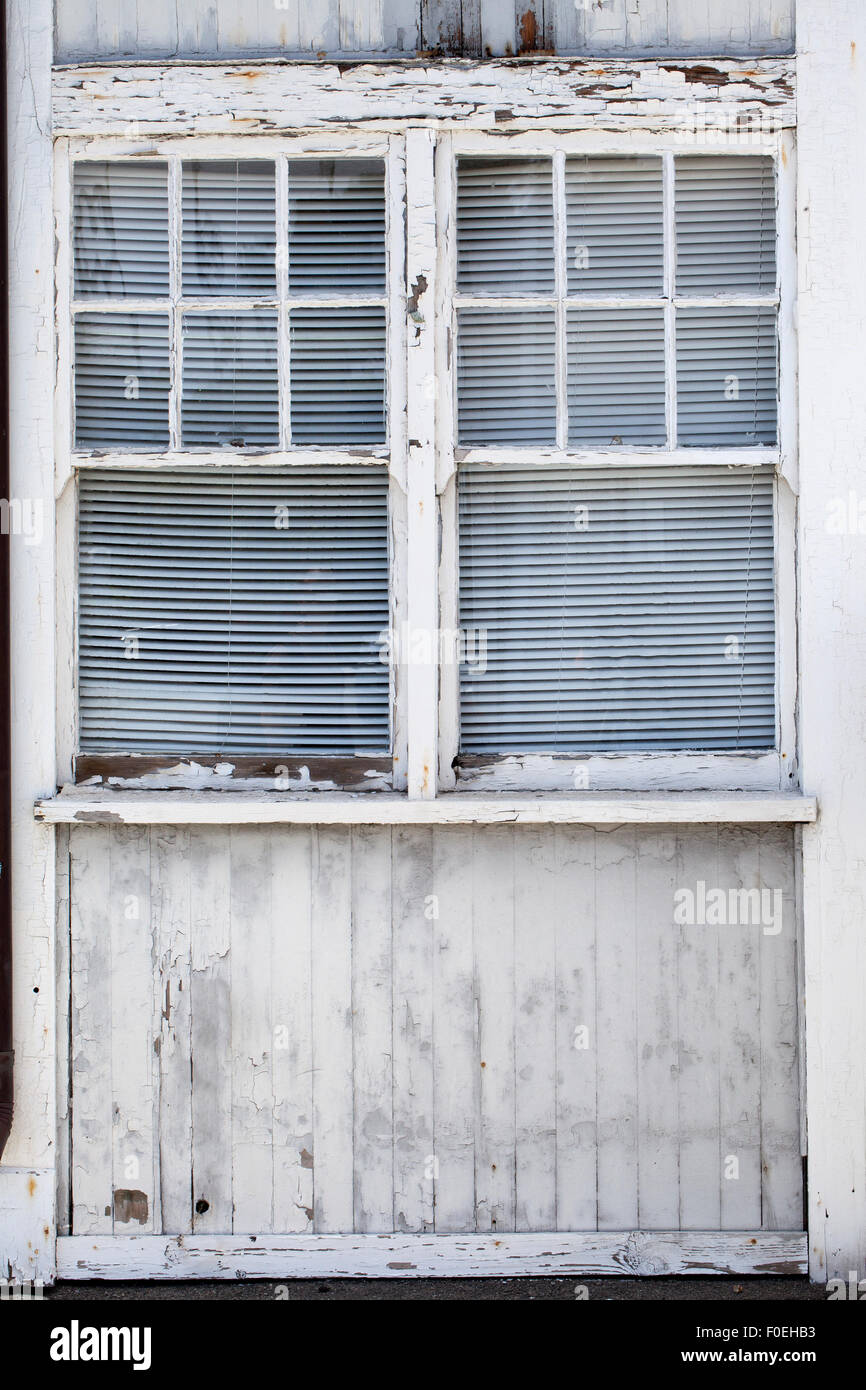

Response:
(436, 127), (798, 795)
(52, 68), (797, 800)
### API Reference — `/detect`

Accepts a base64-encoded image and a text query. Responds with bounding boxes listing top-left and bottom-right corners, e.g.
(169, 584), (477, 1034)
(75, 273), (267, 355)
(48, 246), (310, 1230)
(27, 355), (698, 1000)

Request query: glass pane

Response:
(566, 156), (663, 295)
(458, 464), (775, 752)
(567, 307), (666, 445)
(78, 467), (391, 755)
(676, 156), (776, 294)
(290, 307), (386, 446)
(676, 307), (777, 445)
(456, 157), (555, 294)
(288, 159), (386, 294)
(457, 309), (556, 446)
(73, 162), (169, 298)
(74, 313), (170, 449)
(182, 161), (276, 296)
(181, 311), (279, 447)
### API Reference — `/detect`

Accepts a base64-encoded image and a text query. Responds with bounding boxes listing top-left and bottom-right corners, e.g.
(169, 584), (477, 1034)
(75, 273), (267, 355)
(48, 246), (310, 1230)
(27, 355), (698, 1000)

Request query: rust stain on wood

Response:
(113, 1189), (149, 1225)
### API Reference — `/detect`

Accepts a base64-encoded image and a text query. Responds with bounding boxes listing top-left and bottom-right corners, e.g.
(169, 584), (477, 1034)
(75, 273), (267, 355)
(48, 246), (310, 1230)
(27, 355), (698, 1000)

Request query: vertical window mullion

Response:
(663, 151), (677, 449)
(277, 154), (291, 450)
(168, 156), (182, 451)
(553, 149), (568, 450)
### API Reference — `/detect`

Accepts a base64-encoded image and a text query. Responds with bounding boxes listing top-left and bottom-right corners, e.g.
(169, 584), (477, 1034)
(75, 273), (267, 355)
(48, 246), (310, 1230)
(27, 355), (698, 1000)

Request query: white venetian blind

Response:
(73, 161), (170, 297)
(458, 464), (775, 753)
(566, 156), (663, 295)
(74, 313), (171, 448)
(181, 160), (276, 296)
(675, 155), (776, 294)
(456, 157), (554, 294)
(181, 311), (280, 448)
(78, 468), (391, 755)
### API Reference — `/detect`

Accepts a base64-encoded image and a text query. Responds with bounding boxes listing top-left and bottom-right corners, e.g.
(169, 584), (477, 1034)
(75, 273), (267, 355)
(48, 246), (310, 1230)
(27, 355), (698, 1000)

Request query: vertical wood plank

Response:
(635, 828), (681, 1229)
(55, 827), (72, 1238)
(189, 827), (233, 1234)
(594, 826), (639, 1229)
(311, 828), (354, 1231)
(758, 826), (802, 1229)
(176, 1), (220, 54)
(134, 0), (179, 54)
(431, 827), (476, 1230)
(473, 826), (516, 1232)
(383, 0), (421, 51)
(70, 829), (113, 1235)
(676, 827), (722, 1230)
(479, 0), (515, 55)
(514, 828), (557, 1231)
(271, 827), (315, 1234)
(230, 827), (274, 1232)
(717, 827), (763, 1229)
(340, 0), (385, 49)
(392, 827), (435, 1231)
(109, 825), (155, 1234)
(153, 826), (193, 1235)
(351, 826), (394, 1232)
(554, 825), (597, 1230)
(625, 0), (670, 50)
(298, 0), (341, 52)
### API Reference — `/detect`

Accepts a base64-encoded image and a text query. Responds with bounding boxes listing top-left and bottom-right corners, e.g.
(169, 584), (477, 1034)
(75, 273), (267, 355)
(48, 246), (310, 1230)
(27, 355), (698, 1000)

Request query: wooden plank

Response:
(340, 0), (386, 50)
(553, 826), (597, 1230)
(270, 828), (314, 1234)
(391, 827), (435, 1231)
(718, 827), (763, 1230)
(635, 828), (680, 1229)
(676, 827), (722, 1231)
(473, 826), (516, 1232)
(514, 827), (557, 1231)
(38, 791), (819, 826)
(176, 0), (220, 55)
(595, 827), (639, 1229)
(229, 828), (275, 1232)
(50, 58), (798, 137)
(479, 0), (515, 56)
(758, 826), (802, 1230)
(430, 827), (476, 1230)
(152, 826), (194, 1234)
(56, 0), (99, 59)
(109, 825), (155, 1234)
(383, 0), (420, 51)
(57, 1229), (809, 1279)
(310, 829), (354, 1231)
(351, 826), (394, 1232)
(55, 827), (72, 1238)
(189, 826), (233, 1234)
(69, 829), (113, 1235)
(134, 0), (179, 55)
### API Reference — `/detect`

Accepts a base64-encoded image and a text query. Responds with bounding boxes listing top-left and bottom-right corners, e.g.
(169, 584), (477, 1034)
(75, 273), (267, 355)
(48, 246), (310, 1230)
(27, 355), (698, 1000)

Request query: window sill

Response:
(35, 787), (817, 827)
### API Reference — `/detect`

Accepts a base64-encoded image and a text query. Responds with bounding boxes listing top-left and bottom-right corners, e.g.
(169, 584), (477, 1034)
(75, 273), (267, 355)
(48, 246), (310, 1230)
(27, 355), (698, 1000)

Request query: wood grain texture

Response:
(65, 824), (804, 1245)
(54, 1), (795, 60)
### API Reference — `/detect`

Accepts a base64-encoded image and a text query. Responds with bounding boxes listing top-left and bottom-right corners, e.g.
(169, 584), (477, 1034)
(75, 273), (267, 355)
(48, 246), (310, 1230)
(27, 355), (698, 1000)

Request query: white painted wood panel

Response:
(54, 1), (795, 60)
(63, 823), (803, 1245)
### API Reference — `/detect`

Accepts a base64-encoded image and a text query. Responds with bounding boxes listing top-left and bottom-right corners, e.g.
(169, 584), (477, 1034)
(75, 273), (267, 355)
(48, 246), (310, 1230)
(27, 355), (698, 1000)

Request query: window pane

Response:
(458, 464), (775, 752)
(78, 467), (391, 755)
(181, 311), (279, 447)
(181, 160), (276, 296)
(456, 157), (554, 294)
(73, 161), (169, 298)
(566, 156), (663, 295)
(74, 313), (170, 449)
(675, 156), (776, 294)
(676, 307), (777, 445)
(290, 307), (386, 446)
(288, 159), (386, 294)
(567, 307), (666, 445)
(457, 309), (556, 446)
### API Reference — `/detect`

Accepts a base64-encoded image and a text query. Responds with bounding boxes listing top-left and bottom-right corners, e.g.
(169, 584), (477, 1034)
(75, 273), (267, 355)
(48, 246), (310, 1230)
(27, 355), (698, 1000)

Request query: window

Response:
(69, 153), (394, 782)
(61, 136), (791, 793)
(447, 147), (784, 785)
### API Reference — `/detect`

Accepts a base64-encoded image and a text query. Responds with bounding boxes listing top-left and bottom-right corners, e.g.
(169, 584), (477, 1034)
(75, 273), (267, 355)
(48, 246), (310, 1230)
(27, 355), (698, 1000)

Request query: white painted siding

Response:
(54, 0), (795, 61)
(64, 823), (803, 1236)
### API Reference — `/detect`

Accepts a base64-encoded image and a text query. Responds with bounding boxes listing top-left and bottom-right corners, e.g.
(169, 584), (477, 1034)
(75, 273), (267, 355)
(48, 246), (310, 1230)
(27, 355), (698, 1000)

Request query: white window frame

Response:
(436, 127), (798, 795)
(51, 77), (797, 801)
(55, 131), (410, 792)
